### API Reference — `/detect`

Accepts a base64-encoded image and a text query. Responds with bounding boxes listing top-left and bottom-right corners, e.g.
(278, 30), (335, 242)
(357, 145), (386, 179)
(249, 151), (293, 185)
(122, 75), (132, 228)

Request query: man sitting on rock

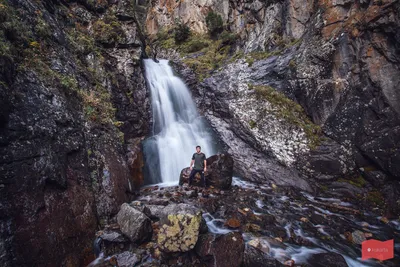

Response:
(189, 146), (207, 188)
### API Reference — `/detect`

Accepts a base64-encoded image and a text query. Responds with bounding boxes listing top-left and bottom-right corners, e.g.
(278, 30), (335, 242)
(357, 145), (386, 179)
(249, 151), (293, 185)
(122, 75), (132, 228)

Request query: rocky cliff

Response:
(1, 0), (400, 266)
(0, 0), (150, 266)
(148, 0), (400, 215)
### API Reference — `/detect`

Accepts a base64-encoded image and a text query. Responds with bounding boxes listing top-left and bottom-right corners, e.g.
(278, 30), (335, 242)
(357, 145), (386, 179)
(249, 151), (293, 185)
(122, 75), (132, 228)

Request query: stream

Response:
(139, 177), (400, 266)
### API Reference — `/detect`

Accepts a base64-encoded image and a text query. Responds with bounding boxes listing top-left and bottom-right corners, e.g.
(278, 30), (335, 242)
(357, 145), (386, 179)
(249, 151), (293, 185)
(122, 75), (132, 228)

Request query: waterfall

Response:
(142, 59), (216, 185)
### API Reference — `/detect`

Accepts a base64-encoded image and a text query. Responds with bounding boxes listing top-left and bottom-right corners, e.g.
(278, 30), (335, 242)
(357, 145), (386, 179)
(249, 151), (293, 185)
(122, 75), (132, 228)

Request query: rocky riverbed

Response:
(89, 177), (400, 267)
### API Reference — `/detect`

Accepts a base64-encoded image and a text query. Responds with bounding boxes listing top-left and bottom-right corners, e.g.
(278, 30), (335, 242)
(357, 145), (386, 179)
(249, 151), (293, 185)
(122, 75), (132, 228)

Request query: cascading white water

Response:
(142, 59), (216, 185)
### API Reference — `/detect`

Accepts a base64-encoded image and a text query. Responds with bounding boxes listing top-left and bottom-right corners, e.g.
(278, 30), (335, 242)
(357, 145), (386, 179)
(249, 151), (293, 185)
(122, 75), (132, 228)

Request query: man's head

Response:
(196, 145), (201, 153)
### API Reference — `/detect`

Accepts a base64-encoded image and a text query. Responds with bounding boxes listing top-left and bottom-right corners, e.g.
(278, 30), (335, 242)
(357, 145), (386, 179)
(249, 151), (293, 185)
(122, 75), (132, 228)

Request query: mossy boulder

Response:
(156, 204), (204, 253)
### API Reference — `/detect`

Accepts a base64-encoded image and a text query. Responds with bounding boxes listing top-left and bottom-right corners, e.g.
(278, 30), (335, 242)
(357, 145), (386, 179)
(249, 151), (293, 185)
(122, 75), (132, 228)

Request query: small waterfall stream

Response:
(142, 59), (216, 185)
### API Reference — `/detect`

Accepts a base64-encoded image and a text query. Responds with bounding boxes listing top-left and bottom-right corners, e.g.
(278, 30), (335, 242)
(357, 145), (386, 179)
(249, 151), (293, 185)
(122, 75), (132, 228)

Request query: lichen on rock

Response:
(157, 211), (202, 252)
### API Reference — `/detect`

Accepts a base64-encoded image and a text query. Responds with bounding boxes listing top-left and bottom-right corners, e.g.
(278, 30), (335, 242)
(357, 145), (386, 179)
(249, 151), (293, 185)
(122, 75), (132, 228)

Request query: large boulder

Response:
(156, 204), (203, 252)
(116, 203), (152, 244)
(179, 154), (234, 189)
(195, 232), (245, 267)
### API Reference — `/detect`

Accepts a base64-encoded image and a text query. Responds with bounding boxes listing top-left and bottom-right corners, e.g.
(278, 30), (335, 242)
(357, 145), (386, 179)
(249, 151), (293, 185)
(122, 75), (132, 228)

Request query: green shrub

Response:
(205, 11), (223, 37)
(174, 22), (190, 44)
(182, 38), (209, 53)
(220, 31), (236, 45)
(93, 15), (124, 44)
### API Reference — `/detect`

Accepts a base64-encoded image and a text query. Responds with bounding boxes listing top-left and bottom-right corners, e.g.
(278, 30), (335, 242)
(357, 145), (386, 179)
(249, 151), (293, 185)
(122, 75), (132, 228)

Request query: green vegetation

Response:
(249, 84), (322, 149)
(92, 14), (125, 44)
(60, 75), (78, 91)
(320, 185), (329, 192)
(338, 175), (366, 188)
(35, 12), (52, 39)
(366, 190), (385, 207)
(249, 120), (257, 129)
(205, 11), (223, 37)
(0, 2), (32, 59)
(182, 38), (231, 81)
(80, 86), (116, 124)
(0, 0), (124, 149)
(289, 59), (296, 69)
(220, 31), (237, 45)
(156, 28), (231, 81)
(174, 20), (190, 44)
(245, 37), (301, 67)
(67, 26), (97, 55)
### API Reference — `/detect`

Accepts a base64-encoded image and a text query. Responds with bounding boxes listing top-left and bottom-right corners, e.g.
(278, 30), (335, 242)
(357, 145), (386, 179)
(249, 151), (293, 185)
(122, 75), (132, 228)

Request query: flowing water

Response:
(142, 59), (216, 185)
(136, 177), (400, 266)
(138, 59), (400, 266)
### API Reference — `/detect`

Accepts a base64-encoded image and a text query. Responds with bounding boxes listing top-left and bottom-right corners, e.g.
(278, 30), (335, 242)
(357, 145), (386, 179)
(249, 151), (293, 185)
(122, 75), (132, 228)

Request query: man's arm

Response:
(190, 154), (195, 170)
(190, 159), (195, 170)
(203, 154), (207, 172)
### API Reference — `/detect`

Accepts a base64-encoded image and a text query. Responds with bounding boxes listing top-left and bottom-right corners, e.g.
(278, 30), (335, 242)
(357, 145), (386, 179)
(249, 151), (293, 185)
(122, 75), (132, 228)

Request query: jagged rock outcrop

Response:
(0, 0), (150, 266)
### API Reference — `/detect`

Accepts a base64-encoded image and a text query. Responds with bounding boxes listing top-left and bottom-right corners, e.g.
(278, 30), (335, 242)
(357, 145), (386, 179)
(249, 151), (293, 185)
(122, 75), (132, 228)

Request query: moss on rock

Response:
(157, 212), (202, 253)
(250, 84), (322, 149)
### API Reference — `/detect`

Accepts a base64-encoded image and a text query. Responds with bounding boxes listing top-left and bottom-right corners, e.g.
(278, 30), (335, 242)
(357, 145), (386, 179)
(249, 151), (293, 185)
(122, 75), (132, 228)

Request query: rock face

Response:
(117, 203), (153, 243)
(195, 232), (245, 267)
(161, 0), (400, 199)
(146, 0), (312, 52)
(0, 0), (150, 266)
(179, 154), (233, 189)
(156, 203), (203, 252)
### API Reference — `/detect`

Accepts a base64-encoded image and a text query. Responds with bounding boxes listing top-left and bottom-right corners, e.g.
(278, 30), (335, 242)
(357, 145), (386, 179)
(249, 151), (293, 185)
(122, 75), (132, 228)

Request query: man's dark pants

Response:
(188, 169), (206, 187)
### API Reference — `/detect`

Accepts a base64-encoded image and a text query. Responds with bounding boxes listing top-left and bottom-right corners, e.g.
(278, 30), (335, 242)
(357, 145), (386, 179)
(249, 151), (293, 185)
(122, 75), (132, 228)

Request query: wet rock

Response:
(350, 230), (367, 245)
(243, 223), (262, 233)
(99, 231), (128, 243)
(362, 169), (388, 187)
(157, 204), (203, 252)
(247, 238), (270, 254)
(307, 252), (349, 267)
(116, 203), (152, 243)
(205, 154), (234, 189)
(243, 245), (284, 267)
(225, 218), (241, 228)
(299, 138), (355, 180)
(96, 230), (131, 256)
(179, 154), (234, 189)
(185, 190), (197, 198)
(113, 251), (140, 267)
(129, 201), (152, 218)
(381, 180), (400, 218)
(195, 232), (245, 267)
(87, 256), (118, 267)
(329, 182), (364, 198)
